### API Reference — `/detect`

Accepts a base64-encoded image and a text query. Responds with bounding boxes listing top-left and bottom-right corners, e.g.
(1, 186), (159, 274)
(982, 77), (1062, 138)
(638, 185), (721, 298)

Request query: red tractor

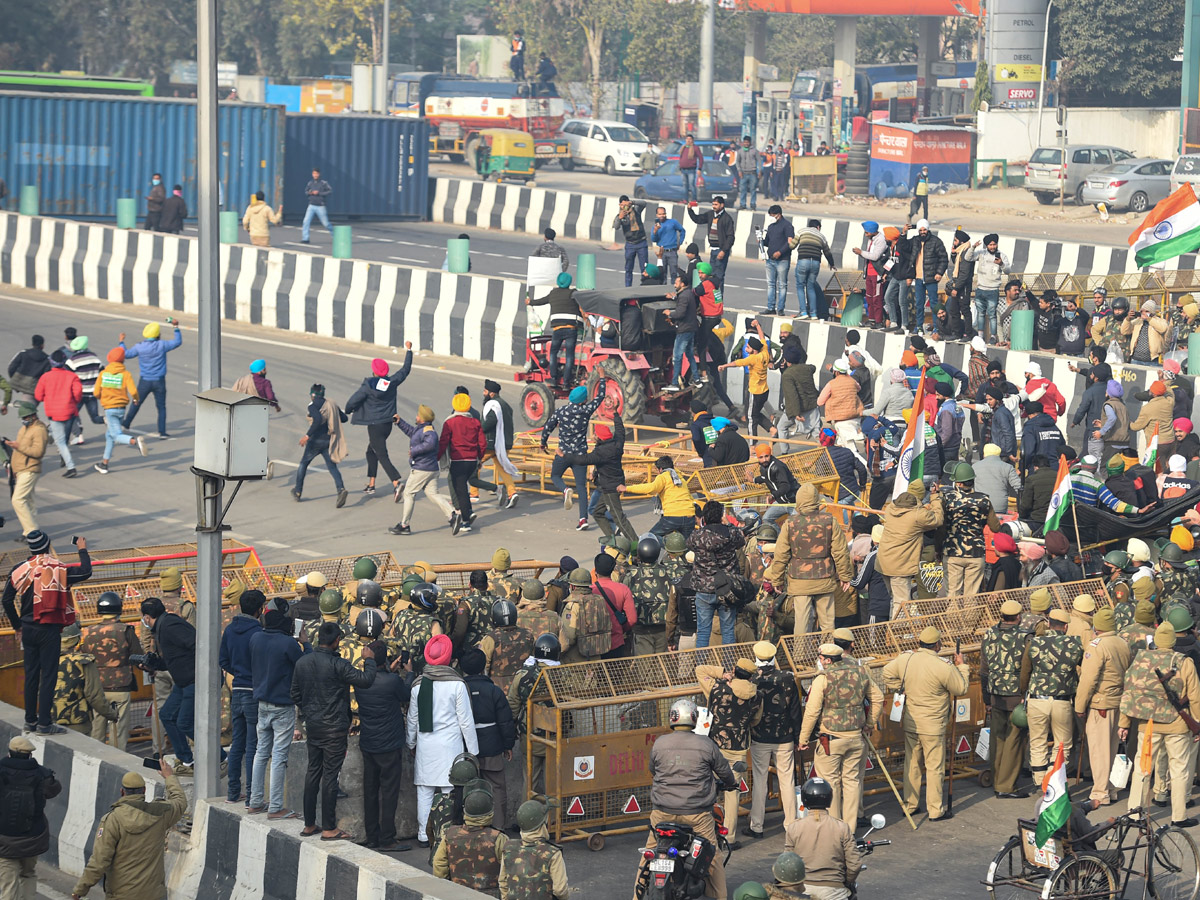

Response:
(515, 286), (720, 428)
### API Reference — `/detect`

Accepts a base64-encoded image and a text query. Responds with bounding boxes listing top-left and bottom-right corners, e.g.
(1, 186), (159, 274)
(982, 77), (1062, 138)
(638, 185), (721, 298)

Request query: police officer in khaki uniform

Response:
(478, 600), (535, 692)
(1075, 607), (1131, 806)
(799, 643), (883, 825)
(1068, 594), (1096, 640)
(783, 778), (864, 900)
(980, 599), (1033, 798)
(1119, 623), (1200, 827)
(1022, 609), (1083, 783)
(558, 568), (610, 664)
(881, 626), (968, 821)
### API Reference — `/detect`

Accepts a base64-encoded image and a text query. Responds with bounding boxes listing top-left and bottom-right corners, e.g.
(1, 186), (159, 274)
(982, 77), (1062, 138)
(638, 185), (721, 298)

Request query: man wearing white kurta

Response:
(406, 634), (479, 843)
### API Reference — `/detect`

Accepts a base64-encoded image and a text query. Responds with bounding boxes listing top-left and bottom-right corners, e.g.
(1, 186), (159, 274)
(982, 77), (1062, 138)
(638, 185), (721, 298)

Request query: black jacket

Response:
(158, 195), (188, 234)
(291, 646), (377, 733)
(0, 756), (61, 858)
(709, 425), (750, 467)
(750, 666), (801, 744)
(151, 612), (196, 687)
(828, 445), (867, 502)
(355, 670), (410, 754)
(671, 288), (699, 334)
(344, 351), (413, 425)
(1035, 308), (1062, 352)
(3, 549), (92, 629)
(563, 415), (626, 491)
(482, 396), (516, 452)
(755, 458), (798, 504)
(889, 235), (916, 281)
(912, 233), (948, 281)
(6, 347), (50, 393)
(1020, 412), (1063, 473)
(690, 412), (713, 463)
(465, 673), (517, 758)
(687, 208), (736, 254)
(948, 248), (976, 297)
(1071, 379), (1109, 430)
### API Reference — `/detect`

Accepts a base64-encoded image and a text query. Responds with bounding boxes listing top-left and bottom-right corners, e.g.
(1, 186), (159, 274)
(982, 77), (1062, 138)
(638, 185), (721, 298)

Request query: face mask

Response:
(1063, 309), (1077, 320)
(152, 178), (161, 185)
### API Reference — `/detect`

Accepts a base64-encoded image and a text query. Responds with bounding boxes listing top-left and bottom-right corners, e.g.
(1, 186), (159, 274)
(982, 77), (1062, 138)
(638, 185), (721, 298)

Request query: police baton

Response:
(864, 734), (917, 831)
(946, 639), (960, 815)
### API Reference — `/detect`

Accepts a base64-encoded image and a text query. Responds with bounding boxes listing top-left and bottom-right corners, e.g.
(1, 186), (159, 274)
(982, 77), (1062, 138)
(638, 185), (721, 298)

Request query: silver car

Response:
(1024, 144), (1135, 205)
(1080, 158), (1173, 213)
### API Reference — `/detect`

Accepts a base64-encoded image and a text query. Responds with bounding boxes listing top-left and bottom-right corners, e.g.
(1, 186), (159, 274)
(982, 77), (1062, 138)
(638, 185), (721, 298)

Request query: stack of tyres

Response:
(844, 141), (870, 196)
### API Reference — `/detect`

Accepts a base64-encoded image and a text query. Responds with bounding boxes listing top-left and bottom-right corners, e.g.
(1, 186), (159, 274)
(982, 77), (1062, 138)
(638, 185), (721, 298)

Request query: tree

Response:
(220, 0), (282, 75)
(281, 0), (407, 65)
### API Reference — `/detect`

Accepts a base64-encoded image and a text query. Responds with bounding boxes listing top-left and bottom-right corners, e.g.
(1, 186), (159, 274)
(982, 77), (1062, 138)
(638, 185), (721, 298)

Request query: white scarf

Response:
(484, 398), (520, 477)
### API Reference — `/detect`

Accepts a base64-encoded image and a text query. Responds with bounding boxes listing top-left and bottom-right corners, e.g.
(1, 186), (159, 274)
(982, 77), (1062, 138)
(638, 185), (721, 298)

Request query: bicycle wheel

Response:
(1151, 824), (1200, 900)
(985, 836), (1036, 900)
(1046, 852), (1118, 900)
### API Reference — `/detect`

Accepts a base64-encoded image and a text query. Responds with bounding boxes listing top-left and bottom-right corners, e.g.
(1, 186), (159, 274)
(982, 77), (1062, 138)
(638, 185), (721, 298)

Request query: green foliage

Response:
(972, 58), (991, 112)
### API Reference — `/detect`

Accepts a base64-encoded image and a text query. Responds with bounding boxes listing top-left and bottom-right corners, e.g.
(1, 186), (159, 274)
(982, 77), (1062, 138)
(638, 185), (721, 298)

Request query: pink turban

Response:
(371, 358), (389, 377)
(424, 633), (453, 667)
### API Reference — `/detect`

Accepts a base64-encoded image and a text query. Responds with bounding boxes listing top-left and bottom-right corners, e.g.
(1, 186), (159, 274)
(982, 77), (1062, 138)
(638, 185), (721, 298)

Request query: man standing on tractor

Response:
(527, 274), (583, 390)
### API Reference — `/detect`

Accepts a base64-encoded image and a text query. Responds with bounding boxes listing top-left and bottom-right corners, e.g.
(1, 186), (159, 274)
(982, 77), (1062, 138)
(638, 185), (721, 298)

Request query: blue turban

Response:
(249, 359), (266, 374)
(862, 221), (879, 233)
(556, 272), (572, 288)
(711, 417), (730, 430)
(569, 386), (588, 404)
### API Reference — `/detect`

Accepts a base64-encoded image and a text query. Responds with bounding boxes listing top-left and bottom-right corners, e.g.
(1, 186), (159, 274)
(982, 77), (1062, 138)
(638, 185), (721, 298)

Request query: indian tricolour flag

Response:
(1142, 424), (1159, 468)
(1129, 184), (1200, 268)
(1035, 743), (1070, 848)
(1044, 455), (1073, 534)
(892, 369), (927, 500)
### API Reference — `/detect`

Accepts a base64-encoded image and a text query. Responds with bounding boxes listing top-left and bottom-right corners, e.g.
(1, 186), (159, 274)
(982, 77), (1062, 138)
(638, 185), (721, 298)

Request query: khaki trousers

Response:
(990, 706), (1028, 795)
(812, 734), (865, 825)
(637, 809), (727, 900)
(749, 741), (797, 831)
(634, 625), (668, 657)
(11, 470), (39, 535)
(250, 234), (270, 247)
(719, 747), (746, 834)
(91, 690), (131, 751)
(1026, 698), (1074, 776)
(791, 593), (834, 636)
(903, 730), (947, 818)
(1127, 728), (1193, 823)
(804, 886), (852, 900)
(483, 451), (516, 493)
(887, 575), (913, 607)
(1085, 708), (1120, 805)
(943, 556), (985, 598)
(0, 855), (37, 900)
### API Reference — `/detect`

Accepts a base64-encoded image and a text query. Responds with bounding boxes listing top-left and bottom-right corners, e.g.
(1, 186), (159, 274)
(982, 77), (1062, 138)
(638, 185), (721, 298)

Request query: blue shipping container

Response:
(284, 114), (429, 220)
(0, 91), (285, 219)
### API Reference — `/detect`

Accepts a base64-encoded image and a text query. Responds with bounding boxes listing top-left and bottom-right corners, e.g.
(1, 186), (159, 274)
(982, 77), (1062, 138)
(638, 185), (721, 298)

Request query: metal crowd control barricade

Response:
(892, 578), (1111, 622)
(689, 446), (840, 504)
(0, 539), (258, 584)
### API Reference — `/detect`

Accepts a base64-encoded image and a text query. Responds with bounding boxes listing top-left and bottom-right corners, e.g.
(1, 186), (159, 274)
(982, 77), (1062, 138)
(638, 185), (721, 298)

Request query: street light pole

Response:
(699, 0), (715, 139)
(194, 0), (223, 803)
(381, 0), (390, 114)
(1035, 0), (1053, 147)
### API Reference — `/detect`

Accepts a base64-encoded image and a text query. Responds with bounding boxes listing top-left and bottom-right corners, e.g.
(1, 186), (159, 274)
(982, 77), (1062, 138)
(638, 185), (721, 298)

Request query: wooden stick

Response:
(865, 735), (918, 831)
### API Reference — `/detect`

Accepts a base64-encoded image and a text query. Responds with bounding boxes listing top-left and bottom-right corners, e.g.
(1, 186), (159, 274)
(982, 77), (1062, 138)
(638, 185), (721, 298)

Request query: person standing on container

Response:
(301, 168), (332, 245)
(144, 173), (166, 232)
(119, 319), (182, 439)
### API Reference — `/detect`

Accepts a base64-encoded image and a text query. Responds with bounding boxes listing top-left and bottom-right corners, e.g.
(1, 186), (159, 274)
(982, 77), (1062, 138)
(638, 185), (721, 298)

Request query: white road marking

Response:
(292, 548), (324, 557)
(257, 539), (291, 549)
(387, 256), (427, 264)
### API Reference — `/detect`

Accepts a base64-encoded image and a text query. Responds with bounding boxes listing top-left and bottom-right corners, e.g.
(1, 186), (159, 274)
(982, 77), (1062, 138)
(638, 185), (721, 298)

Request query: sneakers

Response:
(363, 484), (376, 496)
(450, 511), (462, 536)
(563, 488), (573, 510)
(291, 489), (302, 502)
(506, 492), (520, 510)
(22, 722), (35, 734)
(336, 489), (348, 508)
(63, 468), (76, 478)
(497, 485), (508, 509)
(662, 383), (680, 393)
(137, 436), (148, 457)
(94, 462), (109, 475)
(393, 482), (403, 503)
(36, 724), (67, 736)
(157, 433), (171, 440)
(577, 518), (589, 531)
(388, 524), (411, 536)
(70, 435), (85, 446)
(174, 762), (194, 777)
(459, 522), (473, 534)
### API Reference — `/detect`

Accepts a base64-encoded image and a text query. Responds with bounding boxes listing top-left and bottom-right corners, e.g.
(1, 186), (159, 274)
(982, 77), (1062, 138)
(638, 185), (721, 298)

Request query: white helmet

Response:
(669, 699), (698, 729)
(1127, 538), (1151, 564)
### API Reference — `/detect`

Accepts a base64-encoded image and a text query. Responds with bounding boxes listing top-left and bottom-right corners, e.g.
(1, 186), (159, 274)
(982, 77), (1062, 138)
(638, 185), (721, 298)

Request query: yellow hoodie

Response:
(624, 468), (695, 516)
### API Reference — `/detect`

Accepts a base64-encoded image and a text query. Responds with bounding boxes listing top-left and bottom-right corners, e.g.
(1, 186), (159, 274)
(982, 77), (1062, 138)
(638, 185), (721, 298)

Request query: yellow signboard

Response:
(994, 64), (1043, 82)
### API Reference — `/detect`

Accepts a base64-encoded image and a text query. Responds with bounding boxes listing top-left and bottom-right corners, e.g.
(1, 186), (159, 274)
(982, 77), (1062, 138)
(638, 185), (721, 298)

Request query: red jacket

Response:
(697, 279), (722, 317)
(1024, 377), (1066, 422)
(34, 368), (83, 422)
(438, 414), (486, 461)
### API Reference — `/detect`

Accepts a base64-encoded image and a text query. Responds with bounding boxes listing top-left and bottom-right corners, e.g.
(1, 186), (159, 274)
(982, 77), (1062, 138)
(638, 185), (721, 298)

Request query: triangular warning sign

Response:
(738, 778), (749, 794)
(566, 797), (585, 816)
(864, 756), (874, 771)
(956, 735), (971, 754)
(623, 794), (642, 814)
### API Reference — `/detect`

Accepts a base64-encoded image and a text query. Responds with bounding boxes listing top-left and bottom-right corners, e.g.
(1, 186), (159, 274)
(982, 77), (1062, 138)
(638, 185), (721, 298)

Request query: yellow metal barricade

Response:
(689, 447), (839, 503)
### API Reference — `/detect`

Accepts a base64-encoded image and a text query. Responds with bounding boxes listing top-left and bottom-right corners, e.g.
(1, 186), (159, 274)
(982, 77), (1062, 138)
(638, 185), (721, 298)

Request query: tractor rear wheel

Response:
(520, 383), (555, 429)
(585, 356), (647, 424)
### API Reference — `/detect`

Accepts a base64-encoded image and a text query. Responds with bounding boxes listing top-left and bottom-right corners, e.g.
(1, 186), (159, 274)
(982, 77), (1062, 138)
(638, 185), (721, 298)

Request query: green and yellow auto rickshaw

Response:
(473, 128), (537, 183)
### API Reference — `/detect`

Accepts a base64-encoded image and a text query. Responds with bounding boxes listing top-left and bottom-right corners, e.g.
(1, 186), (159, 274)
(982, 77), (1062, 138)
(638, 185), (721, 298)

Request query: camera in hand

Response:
(130, 652), (163, 672)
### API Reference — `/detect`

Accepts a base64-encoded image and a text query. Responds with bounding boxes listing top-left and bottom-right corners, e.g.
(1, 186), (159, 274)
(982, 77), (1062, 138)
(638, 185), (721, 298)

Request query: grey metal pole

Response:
(195, 0), (223, 803)
(699, 0), (715, 139)
(1035, 0), (1053, 147)
(381, 0), (390, 114)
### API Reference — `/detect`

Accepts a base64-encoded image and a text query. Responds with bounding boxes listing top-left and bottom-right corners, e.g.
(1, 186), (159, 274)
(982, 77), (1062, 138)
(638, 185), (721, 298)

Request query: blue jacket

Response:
(651, 218), (685, 251)
(397, 416), (440, 472)
(219, 614), (262, 690)
(765, 218), (795, 259)
(249, 626), (309, 705)
(120, 329), (182, 379)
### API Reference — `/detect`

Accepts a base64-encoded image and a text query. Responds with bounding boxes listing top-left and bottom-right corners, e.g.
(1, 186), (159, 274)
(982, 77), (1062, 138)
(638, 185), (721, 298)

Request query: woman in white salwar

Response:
(405, 634), (479, 843)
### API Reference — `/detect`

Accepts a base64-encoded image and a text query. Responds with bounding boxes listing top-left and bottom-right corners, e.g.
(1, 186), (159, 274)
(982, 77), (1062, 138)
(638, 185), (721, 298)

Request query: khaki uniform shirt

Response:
(881, 648), (969, 735)
(783, 809), (863, 888)
(1075, 631), (1132, 714)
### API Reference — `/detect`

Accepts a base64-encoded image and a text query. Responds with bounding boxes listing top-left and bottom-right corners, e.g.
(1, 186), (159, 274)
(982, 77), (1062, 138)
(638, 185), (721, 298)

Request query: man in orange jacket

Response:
(94, 348), (146, 475)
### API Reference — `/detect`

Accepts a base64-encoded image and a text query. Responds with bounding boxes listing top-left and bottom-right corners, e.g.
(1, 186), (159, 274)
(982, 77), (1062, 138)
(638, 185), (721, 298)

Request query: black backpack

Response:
(512, 662), (541, 737)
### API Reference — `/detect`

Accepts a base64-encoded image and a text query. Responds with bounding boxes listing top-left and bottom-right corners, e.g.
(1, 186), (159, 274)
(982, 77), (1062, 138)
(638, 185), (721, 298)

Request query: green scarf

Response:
(417, 664), (464, 733)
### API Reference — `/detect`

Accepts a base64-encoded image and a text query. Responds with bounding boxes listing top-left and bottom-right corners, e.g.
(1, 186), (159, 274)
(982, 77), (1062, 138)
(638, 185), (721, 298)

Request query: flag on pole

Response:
(1044, 455), (1074, 534)
(1128, 184), (1200, 268)
(1034, 743), (1071, 848)
(892, 370), (927, 500)
(1142, 423), (1159, 469)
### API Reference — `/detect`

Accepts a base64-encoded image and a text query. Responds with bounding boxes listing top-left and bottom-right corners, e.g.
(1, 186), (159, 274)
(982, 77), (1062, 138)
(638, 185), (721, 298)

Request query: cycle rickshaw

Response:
(984, 808), (1200, 899)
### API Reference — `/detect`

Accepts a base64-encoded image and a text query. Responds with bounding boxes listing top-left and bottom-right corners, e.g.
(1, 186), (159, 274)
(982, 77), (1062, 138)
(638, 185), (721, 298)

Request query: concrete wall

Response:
(978, 107), (1182, 163)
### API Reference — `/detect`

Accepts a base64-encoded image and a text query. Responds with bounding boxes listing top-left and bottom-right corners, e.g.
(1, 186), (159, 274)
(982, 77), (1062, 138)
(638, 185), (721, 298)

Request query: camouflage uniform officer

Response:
(558, 568), (610, 664)
(489, 549), (525, 602)
(53, 624), (117, 734)
(696, 659), (763, 839)
(1119, 599), (1157, 651)
(662, 537), (696, 650)
(499, 798), (568, 900)
(1020, 588), (1052, 637)
(433, 781), (507, 897)
(479, 601), (535, 692)
(341, 585), (387, 672)
(605, 535), (634, 584)
(516, 579), (560, 639)
(508, 634), (560, 796)
(1158, 543), (1197, 611)
(881, 626), (969, 821)
(387, 582), (445, 660)
(426, 754), (478, 861)
(941, 462), (1002, 597)
(80, 591), (142, 750)
(453, 570), (497, 649)
(799, 643), (883, 825)
(980, 599), (1034, 798)
(1023, 609), (1084, 782)
(744, 525), (779, 586)
(1068, 594), (1096, 641)
(624, 537), (673, 656)
(340, 556), (380, 615)
(747, 550), (789, 645)
(1075, 607), (1131, 806)
(347, 578), (386, 635)
(767, 852), (807, 900)
(1110, 581), (1136, 630)
(305, 589), (352, 647)
(1120, 623), (1200, 827)
(745, 641), (802, 838)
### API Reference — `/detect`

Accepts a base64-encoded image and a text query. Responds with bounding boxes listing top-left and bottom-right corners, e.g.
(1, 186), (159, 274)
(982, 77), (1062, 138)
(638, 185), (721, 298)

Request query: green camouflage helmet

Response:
(568, 567), (592, 587)
(733, 883), (769, 900)
(318, 589), (343, 615)
(772, 851), (806, 886)
(952, 462), (976, 483)
(352, 556), (379, 580)
(1160, 542), (1186, 565)
(516, 799), (549, 831)
(1104, 549), (1130, 570)
(449, 752), (480, 787)
(61, 623), (82, 649)
(1010, 702), (1028, 729)
(664, 532), (688, 554)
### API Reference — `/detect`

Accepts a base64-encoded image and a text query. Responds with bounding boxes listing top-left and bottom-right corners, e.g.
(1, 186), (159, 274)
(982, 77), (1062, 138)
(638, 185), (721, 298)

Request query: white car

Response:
(1171, 154), (1200, 193)
(558, 118), (654, 175)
